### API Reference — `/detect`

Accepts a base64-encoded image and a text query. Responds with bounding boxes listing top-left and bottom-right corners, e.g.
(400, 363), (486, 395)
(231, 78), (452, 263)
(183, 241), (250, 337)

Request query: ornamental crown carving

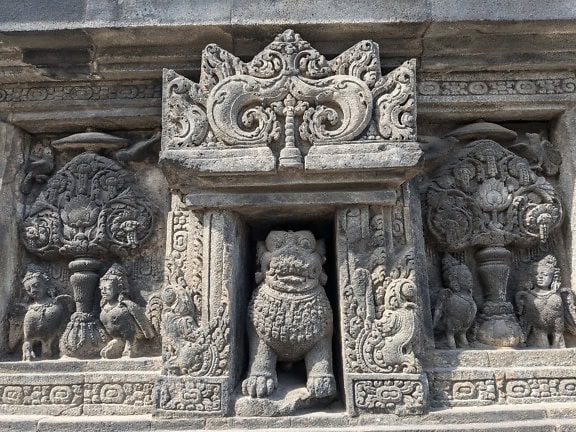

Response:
(161, 29), (419, 178)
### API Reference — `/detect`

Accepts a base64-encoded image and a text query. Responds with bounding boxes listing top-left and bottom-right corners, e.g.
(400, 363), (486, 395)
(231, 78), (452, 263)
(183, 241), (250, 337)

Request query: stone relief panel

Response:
(422, 122), (567, 350)
(10, 131), (167, 361)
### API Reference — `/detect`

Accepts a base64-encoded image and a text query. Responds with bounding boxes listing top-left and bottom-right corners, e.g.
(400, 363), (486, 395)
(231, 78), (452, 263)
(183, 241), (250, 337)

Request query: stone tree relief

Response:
(237, 230), (335, 415)
(515, 254), (576, 348)
(161, 29), (416, 173)
(20, 151), (156, 358)
(425, 138), (563, 348)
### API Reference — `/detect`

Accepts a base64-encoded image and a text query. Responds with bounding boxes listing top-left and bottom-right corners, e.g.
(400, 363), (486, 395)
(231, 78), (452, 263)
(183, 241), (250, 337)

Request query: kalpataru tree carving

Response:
(161, 29), (417, 180)
(425, 138), (563, 348)
(516, 255), (576, 348)
(21, 151), (155, 358)
(242, 230), (335, 405)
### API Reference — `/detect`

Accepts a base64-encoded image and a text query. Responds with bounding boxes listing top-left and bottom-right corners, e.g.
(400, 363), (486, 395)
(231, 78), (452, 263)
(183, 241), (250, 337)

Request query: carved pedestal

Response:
(475, 247), (523, 347)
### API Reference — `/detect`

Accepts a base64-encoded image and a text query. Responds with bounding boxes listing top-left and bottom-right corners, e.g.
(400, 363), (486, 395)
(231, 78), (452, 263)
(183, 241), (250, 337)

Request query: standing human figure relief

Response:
(243, 230), (336, 399)
(515, 255), (576, 348)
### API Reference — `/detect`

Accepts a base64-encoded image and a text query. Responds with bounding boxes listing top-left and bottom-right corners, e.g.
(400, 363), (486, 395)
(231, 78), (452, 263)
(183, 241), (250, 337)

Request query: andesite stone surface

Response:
(1, 4), (576, 431)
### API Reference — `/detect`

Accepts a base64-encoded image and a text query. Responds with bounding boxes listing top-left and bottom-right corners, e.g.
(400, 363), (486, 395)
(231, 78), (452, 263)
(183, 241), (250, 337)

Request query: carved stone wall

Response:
(2, 10), (576, 430)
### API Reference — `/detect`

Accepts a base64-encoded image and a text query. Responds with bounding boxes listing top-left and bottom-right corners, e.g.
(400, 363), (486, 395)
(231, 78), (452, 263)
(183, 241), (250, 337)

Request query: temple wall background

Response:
(2, 1), (576, 430)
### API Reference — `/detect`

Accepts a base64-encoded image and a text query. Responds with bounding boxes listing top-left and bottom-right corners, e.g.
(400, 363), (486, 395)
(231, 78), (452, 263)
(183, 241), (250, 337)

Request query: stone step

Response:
(3, 402), (576, 432)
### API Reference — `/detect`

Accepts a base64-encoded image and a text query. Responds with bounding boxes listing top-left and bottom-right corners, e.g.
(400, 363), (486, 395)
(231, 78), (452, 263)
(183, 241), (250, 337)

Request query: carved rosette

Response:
(161, 29), (419, 178)
(20, 152), (155, 358)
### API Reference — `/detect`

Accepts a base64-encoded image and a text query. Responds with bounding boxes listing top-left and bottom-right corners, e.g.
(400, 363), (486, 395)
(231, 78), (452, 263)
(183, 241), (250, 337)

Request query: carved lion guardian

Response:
(243, 230), (336, 399)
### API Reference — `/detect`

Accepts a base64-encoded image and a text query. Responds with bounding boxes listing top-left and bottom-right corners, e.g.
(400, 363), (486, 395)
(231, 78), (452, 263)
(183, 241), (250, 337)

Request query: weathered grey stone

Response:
(1, 5), (576, 431)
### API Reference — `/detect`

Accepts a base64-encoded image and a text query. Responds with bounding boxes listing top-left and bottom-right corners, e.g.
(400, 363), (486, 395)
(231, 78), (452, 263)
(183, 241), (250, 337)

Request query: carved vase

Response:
(59, 257), (108, 358)
(475, 246), (523, 347)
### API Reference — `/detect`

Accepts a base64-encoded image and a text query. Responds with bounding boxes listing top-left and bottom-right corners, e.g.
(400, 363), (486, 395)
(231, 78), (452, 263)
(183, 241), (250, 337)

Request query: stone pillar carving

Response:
(155, 196), (247, 416)
(337, 201), (429, 415)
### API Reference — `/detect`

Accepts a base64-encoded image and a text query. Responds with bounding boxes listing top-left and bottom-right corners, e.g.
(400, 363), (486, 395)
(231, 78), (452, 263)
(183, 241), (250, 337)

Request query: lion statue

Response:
(242, 230), (336, 399)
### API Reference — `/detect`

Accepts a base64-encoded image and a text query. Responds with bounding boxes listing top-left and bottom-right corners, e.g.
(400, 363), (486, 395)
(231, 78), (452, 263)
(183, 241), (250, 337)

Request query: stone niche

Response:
(2, 28), (576, 426)
(156, 29), (428, 417)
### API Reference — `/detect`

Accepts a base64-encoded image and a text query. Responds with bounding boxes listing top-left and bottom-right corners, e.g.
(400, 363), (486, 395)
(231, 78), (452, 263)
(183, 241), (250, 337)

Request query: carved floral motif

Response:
(425, 139), (562, 251)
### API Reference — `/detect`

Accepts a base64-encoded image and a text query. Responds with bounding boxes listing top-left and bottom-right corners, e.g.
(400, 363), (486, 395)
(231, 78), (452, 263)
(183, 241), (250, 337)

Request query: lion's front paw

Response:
(242, 374), (277, 398)
(307, 374), (337, 399)
(22, 341), (35, 361)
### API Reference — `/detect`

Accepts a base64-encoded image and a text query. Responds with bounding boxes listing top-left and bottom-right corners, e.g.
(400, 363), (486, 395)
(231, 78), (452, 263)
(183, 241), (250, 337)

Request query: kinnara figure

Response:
(243, 230), (336, 399)
(516, 255), (576, 348)
(20, 265), (73, 360)
(99, 263), (155, 359)
(433, 255), (477, 349)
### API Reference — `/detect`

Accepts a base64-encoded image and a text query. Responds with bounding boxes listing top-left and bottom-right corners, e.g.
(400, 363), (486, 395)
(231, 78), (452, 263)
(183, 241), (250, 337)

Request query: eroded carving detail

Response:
(433, 255), (477, 349)
(515, 255), (576, 348)
(157, 377), (222, 413)
(353, 378), (425, 414)
(373, 59), (416, 141)
(243, 230), (336, 400)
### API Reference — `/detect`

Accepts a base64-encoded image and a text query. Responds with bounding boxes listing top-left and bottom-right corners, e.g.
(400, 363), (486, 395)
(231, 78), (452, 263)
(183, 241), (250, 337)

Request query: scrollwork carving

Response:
(373, 59), (416, 141)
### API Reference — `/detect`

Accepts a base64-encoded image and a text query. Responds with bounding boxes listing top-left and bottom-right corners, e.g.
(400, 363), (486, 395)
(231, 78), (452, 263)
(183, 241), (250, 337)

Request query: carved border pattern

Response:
(0, 382), (154, 406)
(353, 378), (425, 414)
(0, 83), (161, 104)
(430, 377), (497, 407)
(157, 378), (222, 413)
(430, 372), (576, 407)
(418, 78), (576, 96)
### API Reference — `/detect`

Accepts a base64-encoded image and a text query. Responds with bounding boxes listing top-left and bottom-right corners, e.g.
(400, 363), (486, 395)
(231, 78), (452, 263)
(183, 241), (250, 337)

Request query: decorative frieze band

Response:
(0, 82), (161, 104)
(418, 77), (576, 97)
